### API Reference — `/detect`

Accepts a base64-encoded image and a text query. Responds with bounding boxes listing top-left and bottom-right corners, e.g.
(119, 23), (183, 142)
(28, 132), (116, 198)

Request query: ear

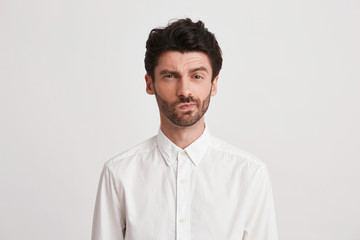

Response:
(210, 76), (219, 96)
(145, 74), (155, 95)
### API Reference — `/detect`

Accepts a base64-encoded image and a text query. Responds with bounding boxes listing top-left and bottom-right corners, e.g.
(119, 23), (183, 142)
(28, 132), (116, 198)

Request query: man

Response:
(92, 18), (278, 240)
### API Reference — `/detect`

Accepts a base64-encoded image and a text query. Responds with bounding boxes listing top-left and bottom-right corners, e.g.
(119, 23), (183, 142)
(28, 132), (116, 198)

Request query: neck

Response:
(160, 114), (205, 149)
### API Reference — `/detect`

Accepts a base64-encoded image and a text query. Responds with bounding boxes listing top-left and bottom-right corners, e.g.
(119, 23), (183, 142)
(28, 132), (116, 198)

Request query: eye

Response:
(194, 75), (203, 79)
(164, 74), (175, 78)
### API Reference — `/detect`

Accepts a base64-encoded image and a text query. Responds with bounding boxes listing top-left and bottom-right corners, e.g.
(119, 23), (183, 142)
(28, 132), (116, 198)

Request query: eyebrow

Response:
(159, 67), (209, 75)
(159, 70), (178, 75)
(189, 66), (208, 73)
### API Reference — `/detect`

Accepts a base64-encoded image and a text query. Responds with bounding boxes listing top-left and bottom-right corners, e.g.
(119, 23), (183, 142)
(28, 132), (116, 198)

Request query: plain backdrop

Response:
(1, 0), (359, 239)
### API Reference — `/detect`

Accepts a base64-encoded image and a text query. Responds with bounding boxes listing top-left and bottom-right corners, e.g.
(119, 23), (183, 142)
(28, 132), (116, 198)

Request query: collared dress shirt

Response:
(92, 127), (278, 240)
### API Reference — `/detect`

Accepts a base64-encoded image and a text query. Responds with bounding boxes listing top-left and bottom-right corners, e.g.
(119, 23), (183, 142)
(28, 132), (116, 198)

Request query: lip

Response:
(178, 103), (196, 110)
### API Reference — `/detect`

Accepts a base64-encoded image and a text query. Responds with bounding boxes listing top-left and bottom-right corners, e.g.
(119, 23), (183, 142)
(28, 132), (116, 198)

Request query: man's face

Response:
(145, 51), (218, 127)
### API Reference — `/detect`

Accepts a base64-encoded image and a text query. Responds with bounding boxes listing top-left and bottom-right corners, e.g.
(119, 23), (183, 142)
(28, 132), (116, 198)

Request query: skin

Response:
(145, 51), (218, 149)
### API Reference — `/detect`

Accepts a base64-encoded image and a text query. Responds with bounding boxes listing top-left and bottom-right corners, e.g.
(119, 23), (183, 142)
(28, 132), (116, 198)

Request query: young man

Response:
(92, 19), (278, 240)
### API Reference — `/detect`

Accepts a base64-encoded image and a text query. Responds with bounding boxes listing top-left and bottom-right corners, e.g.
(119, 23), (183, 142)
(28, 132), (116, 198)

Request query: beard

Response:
(154, 88), (212, 127)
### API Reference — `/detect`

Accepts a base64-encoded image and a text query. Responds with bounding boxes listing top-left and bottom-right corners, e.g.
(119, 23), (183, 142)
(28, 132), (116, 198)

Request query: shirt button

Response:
(180, 218), (185, 223)
(180, 178), (186, 184)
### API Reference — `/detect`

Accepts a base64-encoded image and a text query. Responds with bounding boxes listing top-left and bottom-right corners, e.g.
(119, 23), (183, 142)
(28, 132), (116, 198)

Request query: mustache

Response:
(178, 96), (197, 103)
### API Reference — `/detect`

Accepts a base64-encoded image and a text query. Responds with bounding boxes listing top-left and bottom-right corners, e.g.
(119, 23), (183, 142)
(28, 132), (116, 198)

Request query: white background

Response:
(1, 0), (359, 239)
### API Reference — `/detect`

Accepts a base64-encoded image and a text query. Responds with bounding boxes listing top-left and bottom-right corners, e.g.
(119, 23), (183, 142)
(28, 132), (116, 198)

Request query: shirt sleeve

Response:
(91, 162), (126, 240)
(243, 164), (278, 240)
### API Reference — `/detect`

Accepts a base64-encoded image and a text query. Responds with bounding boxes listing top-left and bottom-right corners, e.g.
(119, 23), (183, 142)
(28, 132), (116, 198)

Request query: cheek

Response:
(197, 85), (212, 98)
(155, 83), (175, 99)
(154, 81), (168, 92)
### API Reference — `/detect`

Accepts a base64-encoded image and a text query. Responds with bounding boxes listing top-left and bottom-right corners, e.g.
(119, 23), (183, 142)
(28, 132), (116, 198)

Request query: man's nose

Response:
(176, 78), (192, 98)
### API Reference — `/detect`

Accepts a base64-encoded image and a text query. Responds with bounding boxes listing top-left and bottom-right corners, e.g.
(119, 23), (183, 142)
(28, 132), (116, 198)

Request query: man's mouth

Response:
(178, 103), (196, 110)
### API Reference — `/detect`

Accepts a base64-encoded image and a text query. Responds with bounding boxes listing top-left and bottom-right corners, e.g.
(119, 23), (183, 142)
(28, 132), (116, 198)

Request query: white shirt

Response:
(92, 127), (278, 240)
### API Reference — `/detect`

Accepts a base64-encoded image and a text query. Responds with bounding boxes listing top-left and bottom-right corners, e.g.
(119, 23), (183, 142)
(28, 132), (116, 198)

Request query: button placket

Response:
(176, 151), (191, 240)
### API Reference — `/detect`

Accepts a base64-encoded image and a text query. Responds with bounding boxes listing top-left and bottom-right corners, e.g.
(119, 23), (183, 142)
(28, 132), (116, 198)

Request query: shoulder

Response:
(106, 135), (158, 169)
(208, 135), (267, 172)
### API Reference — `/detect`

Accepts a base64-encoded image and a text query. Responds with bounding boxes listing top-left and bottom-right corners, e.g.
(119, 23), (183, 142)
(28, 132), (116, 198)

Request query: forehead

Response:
(155, 51), (212, 73)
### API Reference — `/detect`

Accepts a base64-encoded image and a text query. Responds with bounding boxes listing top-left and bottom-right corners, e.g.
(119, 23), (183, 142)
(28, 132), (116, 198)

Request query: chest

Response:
(122, 157), (249, 240)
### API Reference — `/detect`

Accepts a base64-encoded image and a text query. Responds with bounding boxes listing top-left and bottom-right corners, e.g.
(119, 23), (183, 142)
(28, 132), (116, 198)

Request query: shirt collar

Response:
(156, 125), (210, 167)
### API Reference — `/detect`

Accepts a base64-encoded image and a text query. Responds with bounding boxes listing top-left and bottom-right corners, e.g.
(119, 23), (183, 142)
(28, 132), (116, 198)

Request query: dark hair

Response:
(145, 18), (222, 81)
